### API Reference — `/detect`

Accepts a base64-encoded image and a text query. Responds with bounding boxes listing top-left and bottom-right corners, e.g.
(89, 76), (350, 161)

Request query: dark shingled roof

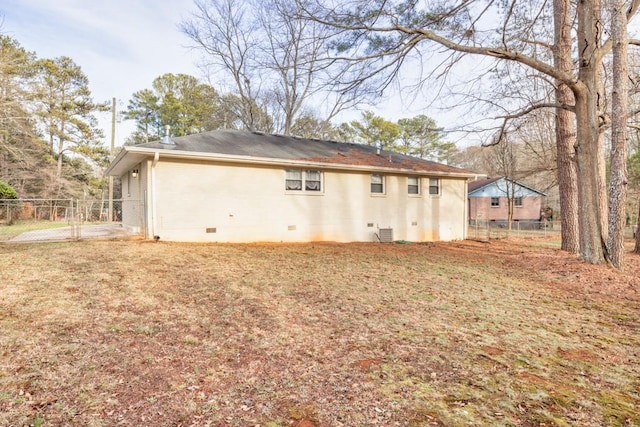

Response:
(136, 129), (475, 175)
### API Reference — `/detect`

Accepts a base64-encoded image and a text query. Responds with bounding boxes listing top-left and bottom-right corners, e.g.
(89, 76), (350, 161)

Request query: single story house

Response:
(467, 177), (547, 225)
(106, 130), (478, 243)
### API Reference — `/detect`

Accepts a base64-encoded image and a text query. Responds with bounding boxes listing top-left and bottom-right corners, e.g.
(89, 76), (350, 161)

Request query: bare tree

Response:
(298, 0), (640, 267)
(258, 0), (327, 134)
(182, 0), (270, 132)
(182, 0), (363, 135)
(485, 139), (519, 230)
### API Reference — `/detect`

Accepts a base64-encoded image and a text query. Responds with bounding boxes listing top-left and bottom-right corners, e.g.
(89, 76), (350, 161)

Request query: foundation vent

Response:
(206, 228), (217, 233)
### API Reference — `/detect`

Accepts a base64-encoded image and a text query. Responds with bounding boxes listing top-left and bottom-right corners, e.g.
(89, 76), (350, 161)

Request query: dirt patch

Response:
(480, 346), (505, 356)
(354, 358), (384, 372)
(556, 348), (599, 362)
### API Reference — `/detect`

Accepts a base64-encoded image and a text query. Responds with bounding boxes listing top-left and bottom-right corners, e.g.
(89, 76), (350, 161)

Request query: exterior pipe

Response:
(463, 179), (469, 239)
(150, 152), (160, 240)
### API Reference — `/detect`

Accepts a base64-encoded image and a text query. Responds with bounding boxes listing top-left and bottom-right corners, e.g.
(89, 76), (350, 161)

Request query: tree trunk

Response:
(574, 0), (607, 264)
(553, 0), (579, 254)
(634, 200), (640, 253)
(507, 180), (514, 231)
(57, 120), (65, 182)
(607, 0), (629, 269)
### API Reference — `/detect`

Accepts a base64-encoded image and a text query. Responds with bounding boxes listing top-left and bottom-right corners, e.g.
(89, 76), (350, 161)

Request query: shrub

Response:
(0, 180), (18, 199)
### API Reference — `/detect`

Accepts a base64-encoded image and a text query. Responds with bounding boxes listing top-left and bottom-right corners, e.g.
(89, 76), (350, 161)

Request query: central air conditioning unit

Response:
(377, 228), (393, 243)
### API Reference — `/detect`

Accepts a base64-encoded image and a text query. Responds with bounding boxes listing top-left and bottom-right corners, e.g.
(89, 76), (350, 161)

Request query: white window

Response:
(408, 176), (420, 194)
(371, 174), (384, 194)
(491, 197), (500, 207)
(305, 170), (321, 191)
(514, 196), (523, 207)
(286, 169), (322, 192)
(429, 178), (440, 195)
(286, 170), (302, 190)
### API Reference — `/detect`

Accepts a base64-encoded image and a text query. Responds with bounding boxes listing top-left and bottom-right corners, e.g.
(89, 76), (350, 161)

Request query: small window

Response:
(371, 174), (384, 193)
(286, 170), (302, 190)
(286, 169), (322, 192)
(491, 197), (500, 207)
(514, 196), (523, 207)
(428, 178), (440, 195)
(408, 176), (420, 194)
(305, 170), (321, 191)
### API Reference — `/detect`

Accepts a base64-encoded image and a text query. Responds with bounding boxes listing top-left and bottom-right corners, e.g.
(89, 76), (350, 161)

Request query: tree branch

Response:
(297, 1), (580, 88)
(598, 0), (640, 59)
(485, 102), (574, 147)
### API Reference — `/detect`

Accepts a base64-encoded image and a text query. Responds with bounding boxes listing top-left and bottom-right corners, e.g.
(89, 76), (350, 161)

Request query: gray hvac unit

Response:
(377, 228), (393, 243)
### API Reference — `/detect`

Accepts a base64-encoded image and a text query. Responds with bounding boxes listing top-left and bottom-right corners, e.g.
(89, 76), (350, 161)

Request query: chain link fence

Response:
(468, 219), (561, 241)
(0, 199), (140, 243)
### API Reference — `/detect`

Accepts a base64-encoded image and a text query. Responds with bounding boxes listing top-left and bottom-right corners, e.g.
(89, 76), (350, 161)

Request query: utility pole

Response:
(108, 97), (116, 222)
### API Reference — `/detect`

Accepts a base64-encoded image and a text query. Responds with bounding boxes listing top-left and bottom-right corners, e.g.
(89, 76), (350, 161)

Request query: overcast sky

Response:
(1, 0), (205, 145)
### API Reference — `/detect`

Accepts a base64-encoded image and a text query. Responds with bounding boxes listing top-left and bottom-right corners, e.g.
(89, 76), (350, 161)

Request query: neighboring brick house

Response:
(467, 177), (547, 226)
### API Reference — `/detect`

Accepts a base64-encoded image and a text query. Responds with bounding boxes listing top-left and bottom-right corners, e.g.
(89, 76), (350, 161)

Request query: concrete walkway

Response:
(9, 223), (136, 243)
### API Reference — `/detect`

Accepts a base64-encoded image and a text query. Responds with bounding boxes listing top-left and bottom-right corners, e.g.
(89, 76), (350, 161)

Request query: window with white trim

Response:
(428, 178), (440, 195)
(371, 174), (384, 194)
(491, 197), (500, 207)
(514, 196), (523, 207)
(305, 170), (321, 191)
(408, 176), (420, 194)
(285, 169), (322, 192)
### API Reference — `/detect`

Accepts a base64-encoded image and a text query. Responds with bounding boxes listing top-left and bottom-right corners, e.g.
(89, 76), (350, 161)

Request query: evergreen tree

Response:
(31, 56), (107, 195)
(124, 73), (226, 143)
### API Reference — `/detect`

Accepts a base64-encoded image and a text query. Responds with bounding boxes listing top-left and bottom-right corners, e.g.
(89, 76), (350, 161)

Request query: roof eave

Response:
(467, 177), (548, 196)
(107, 146), (480, 179)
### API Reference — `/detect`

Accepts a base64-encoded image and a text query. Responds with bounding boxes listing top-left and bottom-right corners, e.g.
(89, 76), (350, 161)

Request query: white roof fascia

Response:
(107, 146), (479, 179)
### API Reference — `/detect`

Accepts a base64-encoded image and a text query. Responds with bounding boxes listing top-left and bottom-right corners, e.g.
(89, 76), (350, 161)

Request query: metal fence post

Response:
(74, 199), (81, 240)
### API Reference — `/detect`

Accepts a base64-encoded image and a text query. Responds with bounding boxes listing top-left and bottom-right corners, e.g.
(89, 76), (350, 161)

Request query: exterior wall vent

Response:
(288, 225), (297, 231)
(377, 228), (393, 243)
(206, 227), (217, 233)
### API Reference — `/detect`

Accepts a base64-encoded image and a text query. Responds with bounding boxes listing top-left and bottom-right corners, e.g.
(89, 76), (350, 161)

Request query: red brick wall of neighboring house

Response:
(469, 196), (543, 221)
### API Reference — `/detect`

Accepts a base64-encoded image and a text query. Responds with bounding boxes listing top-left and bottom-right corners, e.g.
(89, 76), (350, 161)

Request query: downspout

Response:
(150, 151), (160, 239)
(463, 179), (469, 239)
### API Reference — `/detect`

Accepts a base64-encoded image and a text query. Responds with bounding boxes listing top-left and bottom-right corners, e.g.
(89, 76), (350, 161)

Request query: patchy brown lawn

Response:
(0, 238), (639, 426)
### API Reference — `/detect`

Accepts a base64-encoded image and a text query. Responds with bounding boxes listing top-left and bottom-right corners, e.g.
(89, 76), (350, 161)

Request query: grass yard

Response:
(0, 238), (639, 426)
(0, 220), (72, 241)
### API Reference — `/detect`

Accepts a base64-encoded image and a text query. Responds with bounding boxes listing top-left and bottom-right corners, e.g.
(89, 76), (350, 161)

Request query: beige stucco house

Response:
(106, 130), (478, 243)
